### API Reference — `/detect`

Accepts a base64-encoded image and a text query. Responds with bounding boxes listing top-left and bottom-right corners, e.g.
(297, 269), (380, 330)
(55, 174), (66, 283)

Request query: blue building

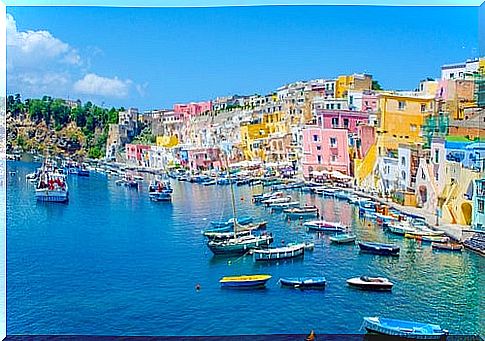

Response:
(472, 179), (485, 230)
(445, 140), (485, 172)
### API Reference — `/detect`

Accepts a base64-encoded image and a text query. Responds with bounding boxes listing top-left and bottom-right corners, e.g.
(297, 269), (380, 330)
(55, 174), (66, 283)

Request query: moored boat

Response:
(347, 276), (393, 291)
(304, 220), (347, 232)
(269, 201), (300, 210)
(431, 242), (463, 252)
(358, 241), (400, 255)
(210, 215), (253, 228)
(329, 233), (357, 244)
(386, 222), (417, 236)
(279, 277), (326, 289)
(252, 243), (305, 261)
(284, 205), (319, 218)
(35, 169), (69, 203)
(362, 316), (448, 339)
(262, 196), (292, 206)
(220, 274), (272, 288)
(404, 233), (450, 243)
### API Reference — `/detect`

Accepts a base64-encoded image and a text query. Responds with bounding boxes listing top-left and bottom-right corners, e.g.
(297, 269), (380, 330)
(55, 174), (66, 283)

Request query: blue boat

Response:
(210, 215), (253, 228)
(358, 241), (400, 256)
(279, 277), (326, 289)
(362, 317), (448, 339)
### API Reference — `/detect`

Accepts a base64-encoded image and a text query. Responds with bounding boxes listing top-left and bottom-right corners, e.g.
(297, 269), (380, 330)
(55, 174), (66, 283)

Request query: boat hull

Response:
(220, 275), (271, 288)
(363, 317), (448, 339)
(329, 234), (357, 244)
(347, 277), (393, 291)
(358, 242), (400, 256)
(208, 236), (274, 255)
(279, 277), (326, 289)
(252, 244), (305, 261)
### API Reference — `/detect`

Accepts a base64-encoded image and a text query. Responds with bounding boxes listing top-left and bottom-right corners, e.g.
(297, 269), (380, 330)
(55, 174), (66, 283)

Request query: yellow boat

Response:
(219, 274), (272, 288)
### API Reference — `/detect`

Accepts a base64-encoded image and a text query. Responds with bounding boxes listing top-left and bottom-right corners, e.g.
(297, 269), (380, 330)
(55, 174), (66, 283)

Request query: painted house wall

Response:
(472, 179), (485, 229)
(302, 127), (350, 179)
(316, 109), (369, 134)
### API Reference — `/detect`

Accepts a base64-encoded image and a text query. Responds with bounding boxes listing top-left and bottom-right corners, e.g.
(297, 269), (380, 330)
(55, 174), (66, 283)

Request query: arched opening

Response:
(461, 202), (472, 225)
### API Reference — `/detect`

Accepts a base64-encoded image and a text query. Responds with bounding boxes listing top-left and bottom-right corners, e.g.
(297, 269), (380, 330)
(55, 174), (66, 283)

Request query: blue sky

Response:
(6, 6), (479, 111)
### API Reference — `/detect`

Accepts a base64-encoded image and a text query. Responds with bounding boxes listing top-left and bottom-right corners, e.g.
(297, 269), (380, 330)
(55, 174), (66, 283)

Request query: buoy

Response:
(227, 260), (232, 265)
(195, 284), (201, 291)
(281, 239), (285, 245)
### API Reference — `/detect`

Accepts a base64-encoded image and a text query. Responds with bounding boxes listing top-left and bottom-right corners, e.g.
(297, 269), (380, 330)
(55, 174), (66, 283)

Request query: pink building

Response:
(316, 109), (370, 134)
(356, 125), (375, 159)
(302, 127), (350, 179)
(173, 101), (212, 117)
(125, 144), (151, 166)
(187, 147), (222, 171)
(361, 92), (378, 112)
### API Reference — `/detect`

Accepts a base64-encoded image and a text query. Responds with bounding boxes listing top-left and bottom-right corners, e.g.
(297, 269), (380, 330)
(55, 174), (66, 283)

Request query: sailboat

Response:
(206, 149), (273, 255)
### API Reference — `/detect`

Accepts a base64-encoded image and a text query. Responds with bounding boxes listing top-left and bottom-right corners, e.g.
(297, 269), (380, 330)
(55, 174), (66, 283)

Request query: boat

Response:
(206, 151), (273, 255)
(219, 274), (272, 288)
(203, 221), (266, 238)
(302, 241), (315, 250)
(279, 277), (326, 289)
(362, 317), (448, 339)
(210, 215), (253, 228)
(148, 179), (172, 201)
(252, 243), (305, 261)
(358, 241), (400, 255)
(284, 205), (319, 218)
(253, 191), (283, 203)
(304, 220), (347, 232)
(329, 233), (357, 244)
(35, 167), (69, 203)
(431, 242), (463, 252)
(262, 196), (292, 206)
(269, 201), (300, 210)
(346, 276), (393, 290)
(334, 190), (352, 201)
(115, 174), (138, 188)
(386, 222), (417, 236)
(404, 234), (450, 243)
(203, 179), (217, 186)
(405, 229), (445, 237)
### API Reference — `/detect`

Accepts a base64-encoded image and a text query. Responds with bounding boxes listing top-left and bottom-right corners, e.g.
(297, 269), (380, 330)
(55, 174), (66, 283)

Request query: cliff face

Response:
(7, 113), (87, 158)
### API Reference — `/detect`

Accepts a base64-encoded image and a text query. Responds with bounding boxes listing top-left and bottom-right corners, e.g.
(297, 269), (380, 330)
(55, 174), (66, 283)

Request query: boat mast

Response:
(225, 151), (238, 232)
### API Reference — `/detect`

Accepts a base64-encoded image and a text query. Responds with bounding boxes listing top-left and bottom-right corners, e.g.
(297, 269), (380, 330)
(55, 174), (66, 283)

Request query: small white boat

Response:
(347, 276), (393, 290)
(304, 220), (347, 232)
(269, 201), (300, 210)
(262, 196), (292, 206)
(252, 243), (305, 261)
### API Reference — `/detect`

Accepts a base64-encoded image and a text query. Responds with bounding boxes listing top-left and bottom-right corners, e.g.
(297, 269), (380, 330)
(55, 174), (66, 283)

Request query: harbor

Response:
(6, 161), (484, 337)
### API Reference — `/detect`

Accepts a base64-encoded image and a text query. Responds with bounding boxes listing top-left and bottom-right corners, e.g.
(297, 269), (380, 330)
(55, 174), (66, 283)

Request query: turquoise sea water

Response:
(6, 162), (484, 336)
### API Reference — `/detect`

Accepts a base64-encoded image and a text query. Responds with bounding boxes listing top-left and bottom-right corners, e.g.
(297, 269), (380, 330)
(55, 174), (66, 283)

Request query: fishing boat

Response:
(347, 276), (393, 291)
(219, 274), (272, 288)
(252, 243), (305, 261)
(431, 242), (463, 252)
(35, 167), (69, 203)
(358, 241), (400, 255)
(304, 220), (347, 232)
(284, 205), (319, 219)
(404, 234), (450, 244)
(405, 229), (445, 237)
(386, 222), (417, 236)
(210, 215), (253, 228)
(253, 191), (283, 203)
(329, 233), (357, 244)
(362, 317), (448, 339)
(279, 277), (326, 289)
(148, 179), (172, 201)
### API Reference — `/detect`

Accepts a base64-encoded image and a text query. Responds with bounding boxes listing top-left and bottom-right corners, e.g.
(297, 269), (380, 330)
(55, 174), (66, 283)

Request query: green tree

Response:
(372, 80), (383, 91)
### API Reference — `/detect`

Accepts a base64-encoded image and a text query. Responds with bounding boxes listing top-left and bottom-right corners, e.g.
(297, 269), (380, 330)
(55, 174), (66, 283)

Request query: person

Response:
(306, 330), (315, 341)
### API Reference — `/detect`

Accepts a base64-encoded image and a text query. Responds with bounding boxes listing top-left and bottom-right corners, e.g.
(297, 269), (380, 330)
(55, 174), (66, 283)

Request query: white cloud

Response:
(7, 13), (146, 102)
(7, 13), (81, 67)
(73, 73), (132, 98)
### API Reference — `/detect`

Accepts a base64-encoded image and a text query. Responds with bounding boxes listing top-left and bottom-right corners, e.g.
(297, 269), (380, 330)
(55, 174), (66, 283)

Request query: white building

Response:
(441, 59), (479, 80)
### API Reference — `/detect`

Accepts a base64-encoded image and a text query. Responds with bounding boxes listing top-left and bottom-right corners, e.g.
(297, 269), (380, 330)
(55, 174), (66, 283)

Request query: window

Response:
(421, 169), (426, 180)
(421, 104), (426, 112)
(401, 157), (406, 166)
(331, 117), (339, 127)
(330, 137), (337, 147)
(450, 73), (455, 79)
(349, 96), (354, 105)
(330, 104), (335, 110)
(343, 118), (349, 128)
(313, 135), (319, 142)
(478, 199), (484, 214)
(398, 101), (406, 110)
(337, 104), (341, 110)
(316, 145), (321, 151)
(410, 124), (417, 132)
(401, 170), (406, 180)
(326, 104), (330, 110)
(435, 150), (439, 164)
(317, 155), (322, 164)
(331, 155), (337, 162)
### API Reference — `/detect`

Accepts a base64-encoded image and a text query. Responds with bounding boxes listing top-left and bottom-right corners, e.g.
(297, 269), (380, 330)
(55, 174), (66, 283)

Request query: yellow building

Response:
(376, 93), (436, 153)
(479, 57), (485, 75)
(156, 135), (178, 148)
(240, 111), (287, 161)
(335, 74), (372, 98)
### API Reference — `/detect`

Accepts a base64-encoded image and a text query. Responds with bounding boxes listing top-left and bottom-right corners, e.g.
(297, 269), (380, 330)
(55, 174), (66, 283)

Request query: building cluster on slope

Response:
(106, 58), (485, 230)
